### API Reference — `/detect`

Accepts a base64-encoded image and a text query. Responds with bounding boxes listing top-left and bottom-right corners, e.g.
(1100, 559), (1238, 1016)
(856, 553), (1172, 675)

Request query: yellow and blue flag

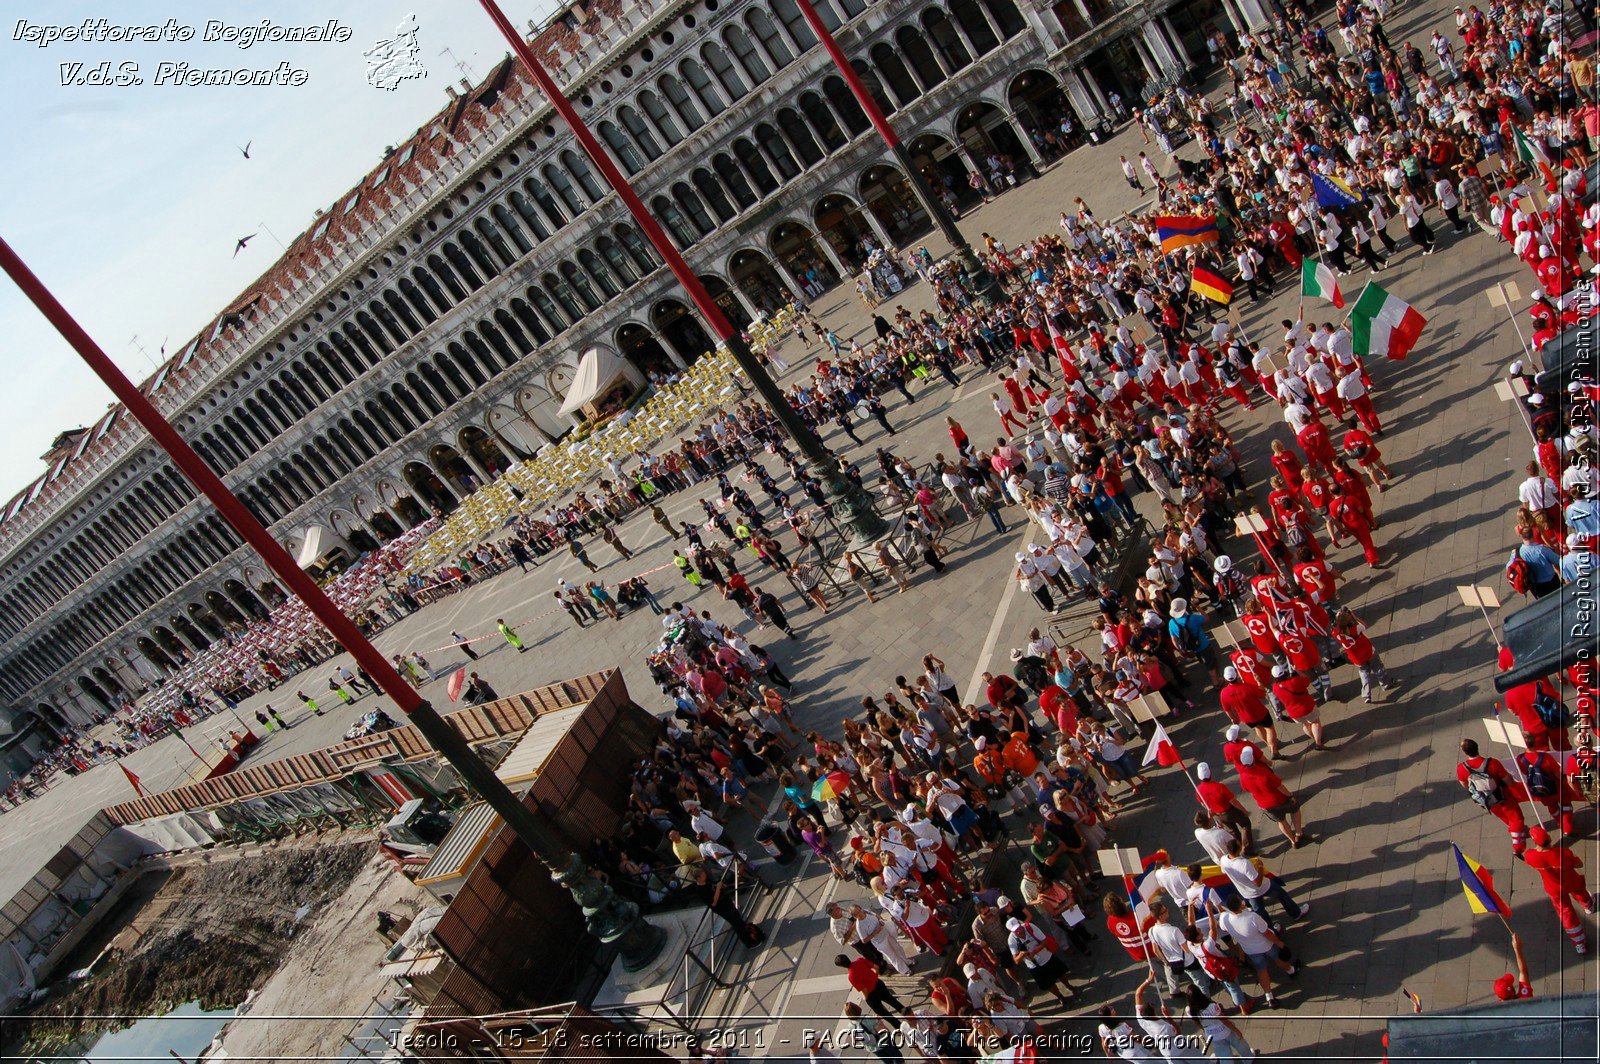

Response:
(1453, 844), (1511, 916)
(1312, 172), (1365, 210)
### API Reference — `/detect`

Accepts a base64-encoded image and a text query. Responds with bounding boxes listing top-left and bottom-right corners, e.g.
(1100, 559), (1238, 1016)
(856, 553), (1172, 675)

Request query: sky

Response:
(0, 0), (563, 505)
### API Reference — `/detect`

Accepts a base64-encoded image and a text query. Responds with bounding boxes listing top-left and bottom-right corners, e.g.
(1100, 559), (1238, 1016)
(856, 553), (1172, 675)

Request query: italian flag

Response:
(1351, 281), (1427, 360)
(1301, 260), (1345, 308)
(1513, 125), (1555, 185)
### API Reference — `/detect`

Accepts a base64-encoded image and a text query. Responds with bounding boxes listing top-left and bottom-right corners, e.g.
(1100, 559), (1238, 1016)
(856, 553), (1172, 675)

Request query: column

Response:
(1143, 24), (1182, 75)
(460, 447), (498, 485)
(1132, 35), (1162, 81)
(1160, 17), (1192, 68)
(1008, 116), (1047, 168)
(1064, 70), (1103, 126)
(811, 233), (853, 284)
(1218, 0), (1247, 35)
(1235, 0), (1270, 29)
(857, 205), (898, 253)
(1078, 67), (1112, 114)
(727, 283), (763, 324)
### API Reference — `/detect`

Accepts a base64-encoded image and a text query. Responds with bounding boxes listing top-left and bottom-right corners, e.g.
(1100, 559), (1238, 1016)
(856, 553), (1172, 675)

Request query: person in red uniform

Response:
(1239, 597), (1284, 659)
(1456, 738), (1528, 857)
(1299, 474), (1342, 547)
(1270, 440), (1306, 494)
(1235, 746), (1308, 847)
(1500, 657), (1572, 752)
(1341, 419), (1391, 490)
(1330, 492), (1382, 567)
(1221, 665), (1281, 757)
(1515, 747), (1580, 835)
(1293, 548), (1344, 607)
(1492, 933), (1535, 1001)
(1193, 761), (1254, 851)
(1296, 418), (1338, 477)
(1332, 461), (1377, 527)
(1222, 723), (1265, 768)
(1271, 664), (1327, 749)
(1102, 894), (1151, 962)
(1522, 826), (1595, 953)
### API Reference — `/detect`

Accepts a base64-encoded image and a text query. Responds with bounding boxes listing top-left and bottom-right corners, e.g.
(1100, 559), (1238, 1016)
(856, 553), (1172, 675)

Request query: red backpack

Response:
(1506, 550), (1531, 596)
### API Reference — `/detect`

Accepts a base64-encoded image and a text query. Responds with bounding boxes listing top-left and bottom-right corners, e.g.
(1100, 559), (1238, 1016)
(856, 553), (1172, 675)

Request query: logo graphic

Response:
(365, 14), (425, 91)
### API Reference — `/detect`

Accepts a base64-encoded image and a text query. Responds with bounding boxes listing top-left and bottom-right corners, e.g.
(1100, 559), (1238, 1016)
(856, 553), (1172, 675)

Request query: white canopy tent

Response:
(557, 347), (640, 416)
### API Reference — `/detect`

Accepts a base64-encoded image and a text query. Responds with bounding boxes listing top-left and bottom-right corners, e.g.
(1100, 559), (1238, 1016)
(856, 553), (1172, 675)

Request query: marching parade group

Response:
(8, 0), (1600, 1056)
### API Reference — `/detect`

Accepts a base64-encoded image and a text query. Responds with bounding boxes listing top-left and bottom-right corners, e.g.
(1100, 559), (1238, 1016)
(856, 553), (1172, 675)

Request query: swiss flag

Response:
(1142, 722), (1181, 768)
(119, 762), (145, 797)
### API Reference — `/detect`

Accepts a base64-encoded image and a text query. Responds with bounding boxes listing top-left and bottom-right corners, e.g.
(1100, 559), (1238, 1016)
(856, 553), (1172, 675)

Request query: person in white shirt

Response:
(1146, 900), (1214, 997)
(1398, 192), (1436, 253)
(1132, 974), (1185, 1060)
(1212, 893), (1298, 1009)
(1435, 175), (1468, 233)
(1220, 837), (1305, 926)
(1184, 986), (1256, 1060)
(1097, 1007), (1156, 1059)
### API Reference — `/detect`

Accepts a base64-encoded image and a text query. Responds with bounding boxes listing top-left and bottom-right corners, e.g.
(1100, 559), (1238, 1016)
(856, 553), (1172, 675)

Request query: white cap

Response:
(1005, 917), (1023, 931)
(1197, 762), (1213, 780)
(1215, 555), (1234, 574)
(963, 963), (980, 978)
(1530, 287), (1544, 300)
(1016, 552), (1027, 561)
(1226, 724), (1242, 740)
(1272, 664), (1288, 677)
(1240, 747), (1256, 765)
(1224, 666), (1240, 681)
(997, 895), (1013, 908)
(974, 736), (988, 750)
(1510, 361), (1525, 375)
(1170, 598), (1190, 617)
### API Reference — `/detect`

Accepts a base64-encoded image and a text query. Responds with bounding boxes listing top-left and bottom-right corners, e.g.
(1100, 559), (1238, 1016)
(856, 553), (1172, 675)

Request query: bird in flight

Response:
(233, 234), (256, 257)
(238, 141), (252, 159)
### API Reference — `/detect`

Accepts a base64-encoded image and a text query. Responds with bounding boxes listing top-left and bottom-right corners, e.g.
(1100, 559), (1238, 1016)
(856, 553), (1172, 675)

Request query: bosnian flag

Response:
(1142, 722), (1181, 767)
(1301, 260), (1345, 308)
(1350, 281), (1427, 360)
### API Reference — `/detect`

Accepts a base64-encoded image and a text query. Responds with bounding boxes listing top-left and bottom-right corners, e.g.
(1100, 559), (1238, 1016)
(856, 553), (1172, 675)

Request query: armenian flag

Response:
(1155, 214), (1219, 254)
(1190, 266), (1234, 304)
(1311, 172), (1365, 210)
(1453, 844), (1512, 917)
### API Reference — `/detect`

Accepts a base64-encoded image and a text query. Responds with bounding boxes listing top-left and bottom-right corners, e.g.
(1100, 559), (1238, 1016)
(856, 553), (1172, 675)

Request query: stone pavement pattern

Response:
(2, 0), (1595, 1054)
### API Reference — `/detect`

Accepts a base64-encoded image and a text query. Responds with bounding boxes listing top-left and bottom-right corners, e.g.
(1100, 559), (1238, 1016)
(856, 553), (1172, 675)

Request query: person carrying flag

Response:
(1522, 827), (1595, 954)
(1492, 933), (1535, 1001)
(1515, 746), (1581, 835)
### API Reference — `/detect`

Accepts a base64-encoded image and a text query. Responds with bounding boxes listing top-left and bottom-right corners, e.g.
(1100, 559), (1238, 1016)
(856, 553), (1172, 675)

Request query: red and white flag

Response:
(119, 762), (145, 797)
(1142, 722), (1181, 767)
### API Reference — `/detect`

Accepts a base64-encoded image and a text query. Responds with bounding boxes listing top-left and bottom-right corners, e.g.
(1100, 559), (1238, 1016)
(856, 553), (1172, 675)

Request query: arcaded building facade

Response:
(0, 0), (1268, 739)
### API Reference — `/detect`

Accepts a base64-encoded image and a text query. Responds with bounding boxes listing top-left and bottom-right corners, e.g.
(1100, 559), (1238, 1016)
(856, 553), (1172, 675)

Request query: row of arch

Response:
(1, 0), (1068, 709)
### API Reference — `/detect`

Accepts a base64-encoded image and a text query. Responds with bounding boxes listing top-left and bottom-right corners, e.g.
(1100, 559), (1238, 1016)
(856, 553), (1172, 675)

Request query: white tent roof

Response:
(557, 347), (633, 415)
(295, 525), (326, 567)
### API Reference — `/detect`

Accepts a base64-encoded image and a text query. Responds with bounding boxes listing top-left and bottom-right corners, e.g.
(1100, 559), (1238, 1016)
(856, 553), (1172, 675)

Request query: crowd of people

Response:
(10, 0), (1599, 1053)
(573, 0), (1600, 1057)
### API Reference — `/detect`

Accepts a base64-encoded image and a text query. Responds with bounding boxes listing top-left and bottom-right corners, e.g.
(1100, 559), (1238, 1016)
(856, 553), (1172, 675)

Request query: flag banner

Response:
(1191, 266), (1234, 304)
(120, 762), (145, 797)
(1351, 281), (1426, 360)
(1142, 722), (1181, 767)
(1301, 260), (1345, 308)
(1453, 843), (1512, 916)
(447, 667), (467, 702)
(1156, 214), (1219, 254)
(1312, 172), (1365, 210)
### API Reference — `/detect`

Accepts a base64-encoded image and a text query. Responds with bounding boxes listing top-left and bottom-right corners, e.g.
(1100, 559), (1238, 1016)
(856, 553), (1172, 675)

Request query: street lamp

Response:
(791, 0), (1003, 307)
(476, 0), (886, 548)
(0, 237), (666, 971)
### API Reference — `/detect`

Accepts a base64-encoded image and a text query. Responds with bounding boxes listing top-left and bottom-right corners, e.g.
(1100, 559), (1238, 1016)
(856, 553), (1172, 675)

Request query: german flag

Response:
(1155, 214), (1219, 254)
(1190, 266), (1233, 304)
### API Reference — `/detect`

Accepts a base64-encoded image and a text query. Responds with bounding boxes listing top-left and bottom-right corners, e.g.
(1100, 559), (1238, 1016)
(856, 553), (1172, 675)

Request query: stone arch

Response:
(617, 323), (678, 378)
(486, 404), (541, 457)
(428, 443), (479, 497)
(458, 425), (512, 479)
(907, 131), (974, 207)
(698, 274), (752, 331)
(651, 300), (715, 365)
(770, 220), (840, 293)
(859, 163), (932, 245)
(1008, 68), (1070, 142)
(955, 99), (1031, 167)
(329, 508), (380, 554)
(727, 248), (792, 315)
(400, 461), (454, 516)
(813, 192), (877, 272)
(515, 385), (565, 440)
